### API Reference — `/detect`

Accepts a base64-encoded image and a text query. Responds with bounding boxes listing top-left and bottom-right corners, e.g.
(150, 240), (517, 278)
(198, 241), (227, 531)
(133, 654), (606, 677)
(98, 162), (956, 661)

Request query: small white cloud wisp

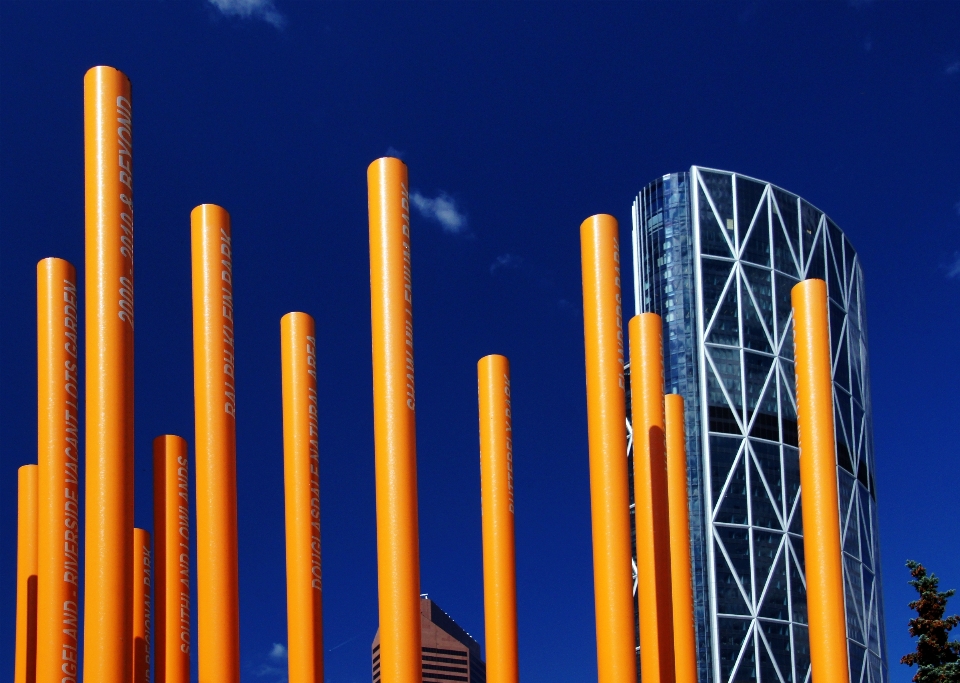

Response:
(411, 191), (468, 235)
(207, 0), (285, 28)
(947, 253), (960, 280)
(490, 253), (523, 274)
(946, 61), (960, 76)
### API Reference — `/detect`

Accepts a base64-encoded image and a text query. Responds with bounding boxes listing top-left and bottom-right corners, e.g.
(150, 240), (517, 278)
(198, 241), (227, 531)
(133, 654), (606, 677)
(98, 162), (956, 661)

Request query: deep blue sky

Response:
(1, 2), (958, 682)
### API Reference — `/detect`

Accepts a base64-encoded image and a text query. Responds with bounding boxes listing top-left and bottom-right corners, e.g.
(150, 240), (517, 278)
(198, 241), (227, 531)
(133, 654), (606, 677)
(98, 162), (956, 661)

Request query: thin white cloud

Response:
(490, 253), (523, 274)
(385, 146), (406, 159)
(207, 0), (285, 28)
(411, 191), (468, 236)
(269, 643), (288, 661)
(947, 253), (960, 279)
(946, 61), (960, 76)
(253, 643), (288, 681)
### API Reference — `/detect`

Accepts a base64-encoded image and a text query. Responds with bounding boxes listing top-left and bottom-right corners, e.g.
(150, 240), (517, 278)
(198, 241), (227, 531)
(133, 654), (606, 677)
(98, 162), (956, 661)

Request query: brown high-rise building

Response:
(372, 596), (486, 683)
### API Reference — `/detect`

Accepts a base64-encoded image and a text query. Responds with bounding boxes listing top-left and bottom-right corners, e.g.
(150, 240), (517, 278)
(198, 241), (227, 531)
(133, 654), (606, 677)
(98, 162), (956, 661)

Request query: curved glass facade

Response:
(629, 167), (887, 683)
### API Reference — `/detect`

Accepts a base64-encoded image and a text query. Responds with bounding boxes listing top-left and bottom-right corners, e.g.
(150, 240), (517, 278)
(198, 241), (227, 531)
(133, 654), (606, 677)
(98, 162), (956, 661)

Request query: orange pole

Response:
(791, 279), (849, 683)
(154, 434), (191, 683)
(478, 355), (519, 683)
(35, 258), (81, 683)
(15, 465), (38, 683)
(367, 157), (422, 683)
(281, 312), (325, 683)
(628, 313), (676, 683)
(83, 65), (135, 683)
(133, 528), (152, 683)
(191, 203), (240, 682)
(664, 395), (697, 683)
(579, 215), (637, 683)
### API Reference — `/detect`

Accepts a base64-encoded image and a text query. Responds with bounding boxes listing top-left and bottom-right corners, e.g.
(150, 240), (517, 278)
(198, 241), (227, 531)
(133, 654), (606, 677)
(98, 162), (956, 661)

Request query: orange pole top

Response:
(15, 464), (38, 683)
(478, 355), (520, 683)
(664, 395), (697, 683)
(579, 214), (637, 683)
(133, 528), (152, 683)
(368, 157), (422, 683)
(153, 434), (191, 683)
(282, 312), (325, 683)
(35, 258), (81, 683)
(628, 313), (676, 683)
(191, 203), (241, 682)
(83, 64), (135, 683)
(791, 279), (849, 683)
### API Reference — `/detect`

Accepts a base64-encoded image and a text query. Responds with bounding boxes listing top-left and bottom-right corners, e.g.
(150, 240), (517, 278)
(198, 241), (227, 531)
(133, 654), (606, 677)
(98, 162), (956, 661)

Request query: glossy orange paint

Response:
(154, 435), (191, 683)
(133, 528), (152, 683)
(35, 258), (81, 683)
(368, 157), (422, 683)
(628, 313), (676, 683)
(579, 215), (637, 683)
(791, 279), (849, 683)
(282, 312), (325, 683)
(15, 465), (38, 683)
(83, 65), (135, 683)
(478, 355), (519, 683)
(191, 203), (241, 682)
(665, 395), (697, 683)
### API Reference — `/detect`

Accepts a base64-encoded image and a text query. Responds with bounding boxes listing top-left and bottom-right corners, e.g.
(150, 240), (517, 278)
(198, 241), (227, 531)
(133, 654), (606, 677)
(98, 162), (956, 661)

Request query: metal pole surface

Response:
(133, 528), (152, 683)
(153, 434), (191, 683)
(367, 157), (422, 683)
(791, 279), (849, 683)
(579, 214), (637, 683)
(15, 465), (39, 683)
(191, 203), (240, 682)
(281, 312), (324, 683)
(627, 313), (676, 683)
(478, 354), (519, 683)
(83, 65), (135, 683)
(35, 258), (81, 683)
(664, 395), (697, 683)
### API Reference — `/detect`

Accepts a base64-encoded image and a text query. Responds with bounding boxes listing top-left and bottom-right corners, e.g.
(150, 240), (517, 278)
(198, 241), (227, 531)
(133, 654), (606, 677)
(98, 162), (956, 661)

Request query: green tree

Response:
(901, 560), (960, 683)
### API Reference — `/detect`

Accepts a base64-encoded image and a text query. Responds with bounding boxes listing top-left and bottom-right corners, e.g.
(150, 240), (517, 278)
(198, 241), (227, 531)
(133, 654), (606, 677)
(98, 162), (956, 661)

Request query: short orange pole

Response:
(664, 395), (697, 683)
(791, 279), (849, 683)
(153, 435), (191, 683)
(133, 528), (152, 683)
(628, 313), (676, 683)
(191, 204), (241, 682)
(35, 258), (82, 683)
(579, 214), (637, 683)
(478, 355), (520, 683)
(368, 157), (422, 683)
(83, 65), (135, 683)
(15, 465), (38, 683)
(281, 312), (325, 683)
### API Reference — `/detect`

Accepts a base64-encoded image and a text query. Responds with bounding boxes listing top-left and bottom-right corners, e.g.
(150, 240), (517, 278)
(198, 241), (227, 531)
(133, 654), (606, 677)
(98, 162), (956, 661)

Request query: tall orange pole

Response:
(83, 65), (135, 683)
(664, 395), (697, 683)
(191, 203), (241, 682)
(368, 157), (422, 683)
(133, 528), (152, 683)
(35, 258), (82, 683)
(15, 465), (38, 683)
(478, 355), (520, 683)
(154, 435), (191, 683)
(628, 313), (676, 683)
(579, 214), (637, 683)
(791, 279), (849, 683)
(281, 312), (325, 683)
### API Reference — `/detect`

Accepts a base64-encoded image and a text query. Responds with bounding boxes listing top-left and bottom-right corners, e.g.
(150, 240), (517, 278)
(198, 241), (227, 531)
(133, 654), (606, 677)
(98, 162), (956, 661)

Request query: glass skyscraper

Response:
(628, 167), (887, 683)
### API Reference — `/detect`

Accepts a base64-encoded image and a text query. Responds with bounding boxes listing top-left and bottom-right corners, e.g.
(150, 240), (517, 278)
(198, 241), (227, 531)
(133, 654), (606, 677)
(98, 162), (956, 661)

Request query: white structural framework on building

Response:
(627, 167), (887, 683)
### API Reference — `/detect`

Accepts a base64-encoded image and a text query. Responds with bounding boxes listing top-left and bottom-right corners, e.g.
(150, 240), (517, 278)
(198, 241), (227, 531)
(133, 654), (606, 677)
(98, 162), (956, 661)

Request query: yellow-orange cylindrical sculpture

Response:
(628, 313), (675, 683)
(15, 465), (38, 683)
(579, 215), (637, 683)
(35, 258), (81, 683)
(83, 65), (135, 683)
(665, 395), (697, 683)
(368, 157), (422, 683)
(191, 204), (241, 682)
(478, 355), (519, 683)
(281, 312), (324, 683)
(792, 279), (849, 683)
(133, 528), (152, 683)
(154, 435), (191, 683)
